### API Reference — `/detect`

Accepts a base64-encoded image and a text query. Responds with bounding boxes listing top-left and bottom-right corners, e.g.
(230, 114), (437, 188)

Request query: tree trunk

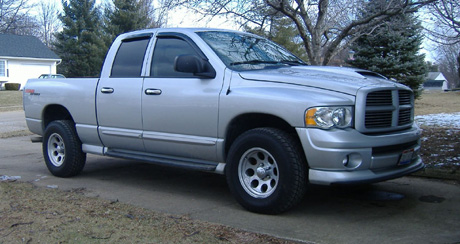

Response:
(457, 51), (460, 88)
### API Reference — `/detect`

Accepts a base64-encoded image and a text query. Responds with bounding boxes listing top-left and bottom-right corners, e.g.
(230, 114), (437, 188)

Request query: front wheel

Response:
(43, 120), (86, 177)
(226, 128), (307, 214)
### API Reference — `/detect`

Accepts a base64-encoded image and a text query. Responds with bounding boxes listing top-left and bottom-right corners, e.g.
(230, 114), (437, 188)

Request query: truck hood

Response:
(238, 66), (406, 95)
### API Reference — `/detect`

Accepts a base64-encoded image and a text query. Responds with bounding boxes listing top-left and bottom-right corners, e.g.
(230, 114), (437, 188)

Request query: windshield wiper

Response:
(279, 60), (307, 66)
(230, 60), (279, 66)
(230, 59), (307, 66)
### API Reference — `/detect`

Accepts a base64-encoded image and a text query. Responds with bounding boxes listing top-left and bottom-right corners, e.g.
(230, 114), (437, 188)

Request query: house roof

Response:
(0, 34), (60, 60)
(426, 72), (446, 81)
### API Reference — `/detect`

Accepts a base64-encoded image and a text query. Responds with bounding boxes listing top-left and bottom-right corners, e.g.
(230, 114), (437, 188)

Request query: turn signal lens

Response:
(305, 108), (318, 126)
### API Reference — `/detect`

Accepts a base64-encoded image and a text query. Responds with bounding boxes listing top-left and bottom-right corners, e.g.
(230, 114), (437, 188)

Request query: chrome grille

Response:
(399, 109), (412, 125)
(355, 88), (414, 133)
(399, 90), (412, 105)
(366, 90), (392, 106)
(365, 111), (392, 128)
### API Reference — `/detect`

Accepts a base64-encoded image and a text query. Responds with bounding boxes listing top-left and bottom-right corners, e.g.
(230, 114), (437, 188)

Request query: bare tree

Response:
(174, 0), (434, 65)
(138, 0), (169, 28)
(426, 0), (460, 45)
(0, 0), (36, 34)
(36, 1), (61, 47)
(425, 0), (460, 87)
(434, 43), (460, 88)
(152, 0), (170, 27)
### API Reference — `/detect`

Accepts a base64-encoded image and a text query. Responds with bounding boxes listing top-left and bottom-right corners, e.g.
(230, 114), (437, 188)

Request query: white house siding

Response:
(442, 81), (448, 90)
(0, 57), (58, 89)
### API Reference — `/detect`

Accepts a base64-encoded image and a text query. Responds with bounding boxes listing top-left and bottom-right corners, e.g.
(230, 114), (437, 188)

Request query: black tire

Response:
(226, 128), (307, 214)
(42, 120), (86, 177)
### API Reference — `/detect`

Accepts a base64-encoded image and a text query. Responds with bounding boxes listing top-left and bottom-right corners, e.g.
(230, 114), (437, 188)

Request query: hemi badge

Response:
(25, 89), (40, 95)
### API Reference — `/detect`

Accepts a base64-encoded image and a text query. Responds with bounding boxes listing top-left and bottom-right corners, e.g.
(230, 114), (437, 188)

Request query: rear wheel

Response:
(226, 128), (307, 214)
(43, 120), (86, 177)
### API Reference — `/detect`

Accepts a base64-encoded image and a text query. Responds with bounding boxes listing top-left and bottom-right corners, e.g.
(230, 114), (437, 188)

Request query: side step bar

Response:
(106, 149), (224, 174)
(31, 136), (43, 143)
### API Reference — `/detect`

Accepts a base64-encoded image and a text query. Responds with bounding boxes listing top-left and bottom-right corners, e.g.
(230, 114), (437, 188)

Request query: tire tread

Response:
(227, 127), (307, 214)
(43, 120), (86, 177)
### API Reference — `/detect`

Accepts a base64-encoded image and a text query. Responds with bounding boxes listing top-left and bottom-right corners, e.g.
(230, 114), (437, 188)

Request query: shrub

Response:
(5, 83), (21, 90)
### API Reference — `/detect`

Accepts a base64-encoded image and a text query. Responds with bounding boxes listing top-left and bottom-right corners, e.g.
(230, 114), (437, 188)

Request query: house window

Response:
(0, 60), (6, 77)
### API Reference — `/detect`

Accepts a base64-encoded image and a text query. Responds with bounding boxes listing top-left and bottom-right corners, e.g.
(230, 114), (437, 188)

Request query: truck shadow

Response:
(79, 155), (418, 217)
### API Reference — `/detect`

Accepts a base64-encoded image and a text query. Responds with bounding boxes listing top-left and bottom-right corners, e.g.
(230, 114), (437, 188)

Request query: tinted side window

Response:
(111, 38), (150, 77)
(150, 37), (199, 78)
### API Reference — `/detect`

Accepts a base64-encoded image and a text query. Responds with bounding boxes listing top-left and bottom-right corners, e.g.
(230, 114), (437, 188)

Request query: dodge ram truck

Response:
(23, 28), (424, 214)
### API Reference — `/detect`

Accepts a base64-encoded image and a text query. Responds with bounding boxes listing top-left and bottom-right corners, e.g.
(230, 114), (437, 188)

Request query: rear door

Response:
(141, 33), (223, 161)
(97, 34), (152, 151)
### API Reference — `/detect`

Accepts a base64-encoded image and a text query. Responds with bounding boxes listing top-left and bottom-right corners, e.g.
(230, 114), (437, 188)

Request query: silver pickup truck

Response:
(23, 28), (424, 214)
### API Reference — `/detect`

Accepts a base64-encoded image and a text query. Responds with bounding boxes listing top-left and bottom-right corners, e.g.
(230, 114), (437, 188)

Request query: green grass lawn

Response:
(0, 91), (23, 112)
(1, 89), (459, 115)
(415, 90), (460, 115)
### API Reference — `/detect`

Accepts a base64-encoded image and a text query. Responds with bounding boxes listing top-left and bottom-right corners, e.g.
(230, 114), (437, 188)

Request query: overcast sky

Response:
(30, 0), (433, 61)
(30, 0), (238, 29)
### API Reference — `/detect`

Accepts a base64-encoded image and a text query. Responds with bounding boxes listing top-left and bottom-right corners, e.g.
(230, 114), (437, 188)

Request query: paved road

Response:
(1, 111), (460, 243)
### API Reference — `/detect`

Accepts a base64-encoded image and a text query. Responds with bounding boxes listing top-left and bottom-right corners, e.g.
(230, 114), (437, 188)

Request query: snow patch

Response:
(0, 175), (21, 181)
(415, 112), (460, 128)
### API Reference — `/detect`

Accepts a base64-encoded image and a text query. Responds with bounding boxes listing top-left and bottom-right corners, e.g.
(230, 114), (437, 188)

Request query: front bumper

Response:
(309, 156), (424, 185)
(296, 124), (424, 185)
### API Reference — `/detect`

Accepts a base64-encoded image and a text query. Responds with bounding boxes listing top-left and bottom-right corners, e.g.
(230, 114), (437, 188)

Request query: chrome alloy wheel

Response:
(238, 147), (279, 198)
(47, 133), (66, 167)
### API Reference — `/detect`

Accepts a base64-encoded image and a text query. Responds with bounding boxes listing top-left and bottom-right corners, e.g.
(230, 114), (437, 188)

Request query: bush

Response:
(5, 83), (21, 90)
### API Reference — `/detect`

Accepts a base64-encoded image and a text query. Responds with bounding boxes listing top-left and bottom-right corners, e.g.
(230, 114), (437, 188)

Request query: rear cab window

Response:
(111, 36), (151, 77)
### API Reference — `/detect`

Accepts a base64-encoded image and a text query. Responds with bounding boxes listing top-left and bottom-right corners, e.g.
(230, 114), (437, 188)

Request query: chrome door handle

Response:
(145, 89), (162, 95)
(101, 87), (114, 94)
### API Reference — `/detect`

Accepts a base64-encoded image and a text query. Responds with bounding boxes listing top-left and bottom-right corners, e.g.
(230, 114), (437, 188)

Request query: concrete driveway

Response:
(0, 110), (26, 134)
(1, 111), (460, 243)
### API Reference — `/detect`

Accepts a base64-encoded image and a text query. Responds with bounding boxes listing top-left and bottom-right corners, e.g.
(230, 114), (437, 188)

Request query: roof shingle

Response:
(0, 34), (60, 60)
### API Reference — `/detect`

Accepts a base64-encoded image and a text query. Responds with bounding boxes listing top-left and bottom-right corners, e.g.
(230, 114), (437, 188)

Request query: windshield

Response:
(196, 31), (306, 71)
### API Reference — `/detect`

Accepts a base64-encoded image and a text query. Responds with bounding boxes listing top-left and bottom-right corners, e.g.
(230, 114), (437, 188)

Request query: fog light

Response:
(342, 156), (349, 166)
(342, 153), (362, 169)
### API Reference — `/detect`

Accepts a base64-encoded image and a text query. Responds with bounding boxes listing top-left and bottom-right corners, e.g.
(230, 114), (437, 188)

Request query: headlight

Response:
(305, 107), (353, 129)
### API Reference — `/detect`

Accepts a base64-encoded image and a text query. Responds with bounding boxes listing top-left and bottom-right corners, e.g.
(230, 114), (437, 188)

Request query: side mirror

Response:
(174, 55), (216, 78)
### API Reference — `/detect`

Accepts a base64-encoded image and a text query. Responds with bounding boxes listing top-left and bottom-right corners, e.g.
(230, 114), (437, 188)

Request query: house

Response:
(424, 72), (449, 91)
(0, 34), (61, 90)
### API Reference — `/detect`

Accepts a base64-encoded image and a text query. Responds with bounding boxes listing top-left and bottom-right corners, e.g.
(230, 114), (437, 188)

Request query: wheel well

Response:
(42, 105), (74, 130)
(225, 113), (299, 158)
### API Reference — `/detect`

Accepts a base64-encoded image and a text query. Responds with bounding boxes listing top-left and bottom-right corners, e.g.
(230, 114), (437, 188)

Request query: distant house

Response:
(0, 34), (61, 90)
(424, 72), (448, 91)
